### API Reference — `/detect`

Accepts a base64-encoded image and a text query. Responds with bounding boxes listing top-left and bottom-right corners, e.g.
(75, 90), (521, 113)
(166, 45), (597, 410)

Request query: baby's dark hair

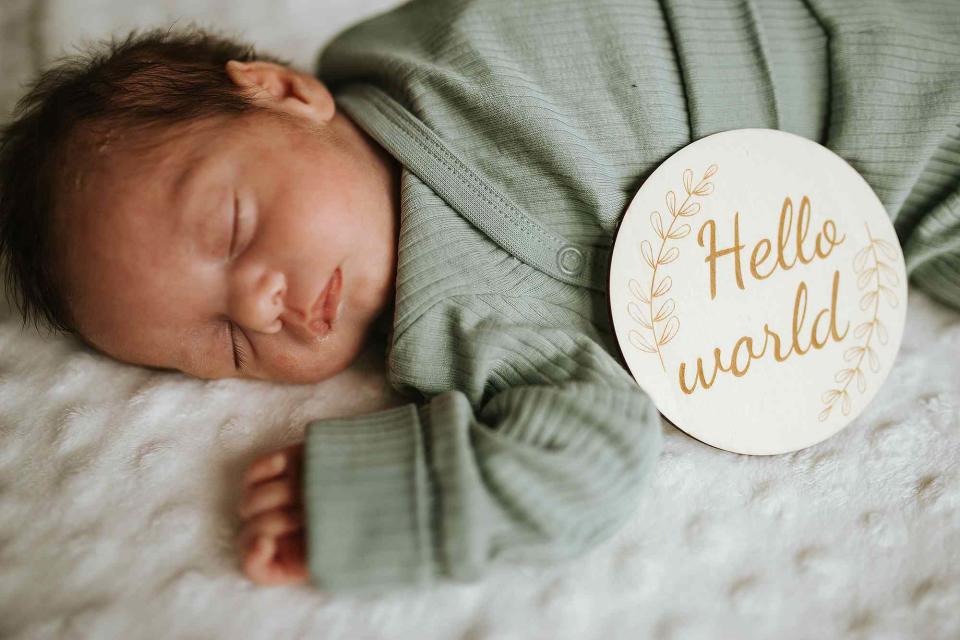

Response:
(0, 25), (288, 337)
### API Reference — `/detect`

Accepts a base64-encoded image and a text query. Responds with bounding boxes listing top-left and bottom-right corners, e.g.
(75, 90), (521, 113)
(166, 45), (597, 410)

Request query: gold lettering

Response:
(678, 348), (724, 394)
(678, 277), (848, 395)
(698, 214), (745, 300)
(731, 336), (752, 376)
(796, 196), (813, 264)
(765, 323), (789, 362)
(817, 218), (846, 258)
(777, 197), (796, 271)
(701, 195), (847, 296)
(792, 280), (810, 356)
(828, 269), (849, 342)
(750, 238), (774, 280)
(678, 196), (853, 395)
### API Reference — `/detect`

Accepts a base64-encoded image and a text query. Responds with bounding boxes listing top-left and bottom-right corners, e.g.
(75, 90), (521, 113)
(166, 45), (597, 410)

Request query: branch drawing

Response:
(819, 223), (900, 422)
(627, 164), (718, 371)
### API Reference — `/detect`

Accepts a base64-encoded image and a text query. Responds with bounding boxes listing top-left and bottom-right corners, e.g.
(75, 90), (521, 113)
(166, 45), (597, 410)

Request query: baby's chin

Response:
(256, 333), (377, 384)
(245, 357), (342, 385)
(262, 364), (344, 385)
(185, 363), (331, 384)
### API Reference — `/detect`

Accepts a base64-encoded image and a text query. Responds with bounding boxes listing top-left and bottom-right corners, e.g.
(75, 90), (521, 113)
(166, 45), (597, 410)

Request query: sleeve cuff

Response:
(302, 403), (434, 594)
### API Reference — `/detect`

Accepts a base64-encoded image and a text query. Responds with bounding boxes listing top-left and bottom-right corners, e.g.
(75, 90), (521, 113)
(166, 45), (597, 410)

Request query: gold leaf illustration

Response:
(631, 164), (718, 371)
(854, 321), (872, 339)
(653, 275), (672, 298)
(668, 224), (691, 240)
(854, 246), (872, 272)
(651, 211), (665, 239)
(657, 316), (679, 345)
(876, 320), (888, 345)
(628, 278), (650, 304)
(844, 346), (864, 362)
(820, 224), (897, 421)
(879, 285), (898, 307)
(874, 239), (898, 260)
(660, 247), (680, 265)
(641, 240), (655, 268)
(679, 202), (701, 217)
(834, 368), (855, 384)
(629, 331), (657, 353)
(878, 262), (899, 286)
(857, 267), (877, 290)
(859, 291), (879, 310)
(628, 302), (652, 329)
(654, 298), (676, 322)
(693, 182), (714, 196)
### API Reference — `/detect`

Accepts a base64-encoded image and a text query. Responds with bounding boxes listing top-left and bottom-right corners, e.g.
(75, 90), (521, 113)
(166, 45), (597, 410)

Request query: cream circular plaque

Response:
(609, 128), (908, 455)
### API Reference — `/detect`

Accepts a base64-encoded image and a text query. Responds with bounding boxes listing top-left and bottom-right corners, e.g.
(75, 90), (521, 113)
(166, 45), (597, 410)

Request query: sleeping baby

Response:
(1, 0), (958, 595)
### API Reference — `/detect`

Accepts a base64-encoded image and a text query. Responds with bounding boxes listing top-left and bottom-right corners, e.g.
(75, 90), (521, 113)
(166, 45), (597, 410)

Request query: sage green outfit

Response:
(303, 0), (960, 594)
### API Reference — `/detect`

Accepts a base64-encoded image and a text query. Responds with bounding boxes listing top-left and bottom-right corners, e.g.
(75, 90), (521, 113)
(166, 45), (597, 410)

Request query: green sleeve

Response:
(301, 323), (663, 595)
(896, 142), (960, 312)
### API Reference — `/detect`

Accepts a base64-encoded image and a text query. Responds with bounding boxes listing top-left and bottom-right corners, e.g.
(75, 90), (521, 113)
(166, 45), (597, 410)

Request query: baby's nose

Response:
(232, 269), (286, 333)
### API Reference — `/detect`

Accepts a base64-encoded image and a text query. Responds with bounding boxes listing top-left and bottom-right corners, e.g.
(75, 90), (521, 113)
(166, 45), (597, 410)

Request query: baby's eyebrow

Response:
(171, 159), (194, 206)
(170, 160), (198, 236)
(170, 157), (223, 258)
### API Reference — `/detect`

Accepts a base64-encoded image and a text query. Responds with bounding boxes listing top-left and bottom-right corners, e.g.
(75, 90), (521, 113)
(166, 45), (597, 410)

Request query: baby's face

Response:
(56, 74), (400, 383)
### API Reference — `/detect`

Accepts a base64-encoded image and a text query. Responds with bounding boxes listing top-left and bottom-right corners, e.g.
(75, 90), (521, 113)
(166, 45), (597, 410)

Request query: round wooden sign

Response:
(609, 128), (908, 455)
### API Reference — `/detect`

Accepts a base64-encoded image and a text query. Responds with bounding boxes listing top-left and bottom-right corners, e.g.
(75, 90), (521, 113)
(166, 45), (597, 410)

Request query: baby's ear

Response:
(225, 60), (335, 126)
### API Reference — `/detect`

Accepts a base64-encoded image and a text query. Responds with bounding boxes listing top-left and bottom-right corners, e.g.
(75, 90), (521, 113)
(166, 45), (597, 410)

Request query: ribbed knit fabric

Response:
(303, 0), (960, 594)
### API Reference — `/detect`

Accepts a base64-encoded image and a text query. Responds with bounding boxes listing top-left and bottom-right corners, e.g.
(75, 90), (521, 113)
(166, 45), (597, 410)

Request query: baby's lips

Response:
(322, 267), (343, 325)
(304, 267), (341, 335)
(308, 317), (331, 335)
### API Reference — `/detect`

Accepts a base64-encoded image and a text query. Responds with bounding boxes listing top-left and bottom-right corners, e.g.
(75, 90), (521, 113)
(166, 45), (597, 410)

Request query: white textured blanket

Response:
(1, 1), (958, 638)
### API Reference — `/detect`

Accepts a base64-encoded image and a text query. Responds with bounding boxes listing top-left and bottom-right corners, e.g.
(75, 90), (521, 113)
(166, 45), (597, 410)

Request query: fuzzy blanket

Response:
(1, 1), (958, 638)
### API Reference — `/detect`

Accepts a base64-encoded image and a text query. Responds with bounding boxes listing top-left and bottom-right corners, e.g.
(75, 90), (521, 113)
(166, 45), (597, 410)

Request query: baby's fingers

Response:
(238, 478), (296, 519)
(244, 442), (305, 487)
(238, 509), (308, 586)
(239, 507), (303, 547)
(244, 536), (281, 583)
(244, 534), (309, 586)
(244, 451), (288, 487)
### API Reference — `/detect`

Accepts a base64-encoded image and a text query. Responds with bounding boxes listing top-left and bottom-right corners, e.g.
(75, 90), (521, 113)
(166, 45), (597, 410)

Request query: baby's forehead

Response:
(61, 116), (235, 217)
(57, 123), (179, 207)
(63, 111), (235, 185)
(54, 147), (196, 292)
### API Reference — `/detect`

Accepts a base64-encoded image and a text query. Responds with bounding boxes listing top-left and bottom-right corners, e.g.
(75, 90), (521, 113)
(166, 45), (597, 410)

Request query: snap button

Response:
(557, 245), (584, 276)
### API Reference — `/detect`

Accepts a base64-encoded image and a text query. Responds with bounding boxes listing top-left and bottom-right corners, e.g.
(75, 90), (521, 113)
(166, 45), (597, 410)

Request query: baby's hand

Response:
(236, 442), (309, 586)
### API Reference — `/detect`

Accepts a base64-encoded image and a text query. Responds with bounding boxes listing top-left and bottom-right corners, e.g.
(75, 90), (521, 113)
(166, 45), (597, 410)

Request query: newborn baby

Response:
(2, 0), (959, 595)
(1, 41), (402, 586)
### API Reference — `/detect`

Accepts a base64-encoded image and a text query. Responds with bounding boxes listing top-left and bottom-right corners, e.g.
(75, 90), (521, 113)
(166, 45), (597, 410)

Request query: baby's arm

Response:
(292, 321), (662, 595)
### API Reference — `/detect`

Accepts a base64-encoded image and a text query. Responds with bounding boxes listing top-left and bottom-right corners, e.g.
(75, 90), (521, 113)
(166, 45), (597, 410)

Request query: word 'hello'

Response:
(698, 195), (845, 299)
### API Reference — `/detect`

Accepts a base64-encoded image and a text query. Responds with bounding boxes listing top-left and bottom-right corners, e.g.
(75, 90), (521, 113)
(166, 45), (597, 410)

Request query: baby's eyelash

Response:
(230, 323), (248, 370)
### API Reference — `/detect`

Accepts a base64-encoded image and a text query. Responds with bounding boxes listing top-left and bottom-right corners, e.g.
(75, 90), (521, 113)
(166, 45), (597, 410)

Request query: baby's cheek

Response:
(271, 349), (298, 374)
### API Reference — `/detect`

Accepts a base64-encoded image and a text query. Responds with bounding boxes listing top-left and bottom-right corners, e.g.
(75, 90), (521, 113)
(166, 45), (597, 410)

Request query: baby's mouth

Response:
(308, 267), (342, 334)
